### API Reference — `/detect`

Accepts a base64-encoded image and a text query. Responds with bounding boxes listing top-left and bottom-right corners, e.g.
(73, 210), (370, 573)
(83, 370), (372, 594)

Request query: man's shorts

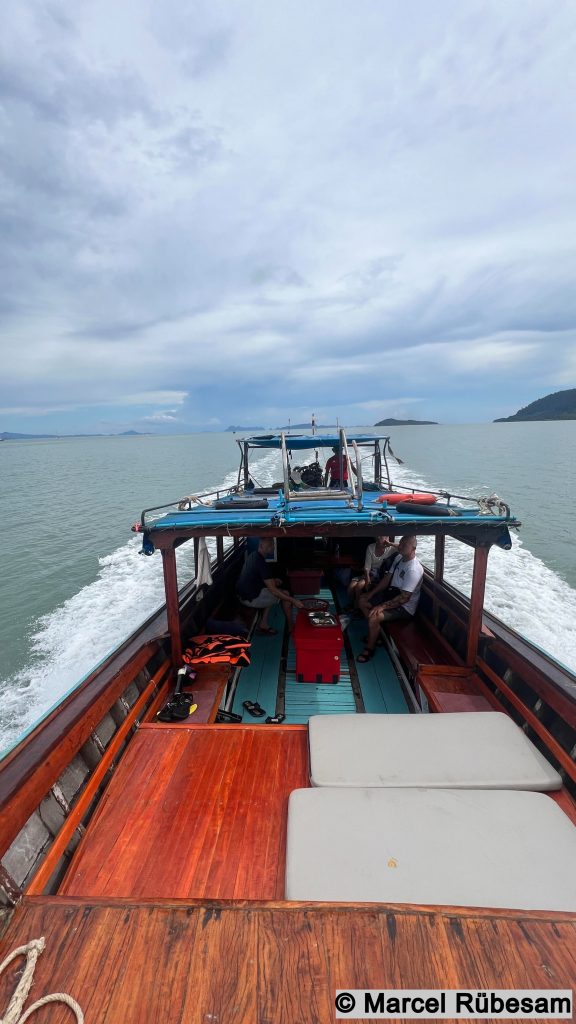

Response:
(239, 588), (279, 609)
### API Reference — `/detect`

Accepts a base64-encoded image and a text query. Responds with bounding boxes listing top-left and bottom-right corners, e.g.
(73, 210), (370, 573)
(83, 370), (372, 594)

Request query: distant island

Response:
(374, 418), (438, 426)
(0, 430), (149, 440)
(494, 388), (576, 422)
(226, 426), (265, 432)
(226, 423), (337, 432)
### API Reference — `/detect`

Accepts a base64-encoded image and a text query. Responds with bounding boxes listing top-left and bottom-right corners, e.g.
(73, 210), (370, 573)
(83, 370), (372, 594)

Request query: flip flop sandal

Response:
(265, 714), (286, 724)
(215, 709), (242, 723)
(243, 700), (266, 717)
(357, 649), (375, 663)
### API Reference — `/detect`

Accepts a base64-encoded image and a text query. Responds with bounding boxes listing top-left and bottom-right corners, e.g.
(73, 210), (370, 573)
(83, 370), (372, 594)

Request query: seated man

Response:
(323, 445), (357, 489)
(236, 538), (304, 634)
(357, 535), (423, 662)
(346, 536), (397, 611)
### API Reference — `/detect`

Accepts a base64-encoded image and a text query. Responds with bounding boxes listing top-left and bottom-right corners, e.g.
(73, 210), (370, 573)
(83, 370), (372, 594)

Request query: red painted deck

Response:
(59, 724), (309, 900)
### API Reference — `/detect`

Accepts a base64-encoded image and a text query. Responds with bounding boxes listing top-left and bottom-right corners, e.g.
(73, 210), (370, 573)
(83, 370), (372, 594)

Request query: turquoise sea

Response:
(1, 422), (576, 751)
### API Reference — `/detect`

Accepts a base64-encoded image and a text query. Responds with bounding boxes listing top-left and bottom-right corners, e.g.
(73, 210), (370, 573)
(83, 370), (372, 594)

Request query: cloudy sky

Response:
(1, 0), (575, 433)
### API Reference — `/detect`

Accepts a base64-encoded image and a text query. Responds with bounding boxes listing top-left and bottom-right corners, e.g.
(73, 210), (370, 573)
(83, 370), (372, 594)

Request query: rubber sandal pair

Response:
(243, 699), (266, 717)
(256, 626), (278, 636)
(357, 648), (375, 663)
(265, 714), (285, 724)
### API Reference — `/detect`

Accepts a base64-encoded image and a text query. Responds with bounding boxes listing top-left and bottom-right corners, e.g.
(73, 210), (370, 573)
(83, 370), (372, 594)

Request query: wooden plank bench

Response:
(415, 666), (498, 714)
(144, 663), (232, 726)
(385, 616), (461, 680)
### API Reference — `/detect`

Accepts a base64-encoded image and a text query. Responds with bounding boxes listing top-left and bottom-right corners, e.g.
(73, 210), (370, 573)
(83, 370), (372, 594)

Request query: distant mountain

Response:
(374, 418), (438, 426)
(225, 425), (265, 432)
(0, 431), (150, 440)
(226, 424), (338, 432)
(494, 388), (576, 422)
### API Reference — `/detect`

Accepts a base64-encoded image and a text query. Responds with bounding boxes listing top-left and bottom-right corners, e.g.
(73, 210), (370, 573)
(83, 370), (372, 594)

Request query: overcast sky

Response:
(1, 0), (575, 433)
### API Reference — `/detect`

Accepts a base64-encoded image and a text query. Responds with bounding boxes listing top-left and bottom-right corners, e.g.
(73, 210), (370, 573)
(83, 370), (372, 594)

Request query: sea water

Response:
(1, 422), (575, 752)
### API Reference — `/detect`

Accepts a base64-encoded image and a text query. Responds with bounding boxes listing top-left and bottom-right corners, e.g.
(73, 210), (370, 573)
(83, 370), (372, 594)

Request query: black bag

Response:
(295, 461), (323, 487)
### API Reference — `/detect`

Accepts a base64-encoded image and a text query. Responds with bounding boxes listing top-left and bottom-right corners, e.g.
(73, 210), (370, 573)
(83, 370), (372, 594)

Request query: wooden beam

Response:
(216, 536), (224, 565)
(162, 546), (182, 669)
(26, 660), (171, 896)
(0, 641), (158, 860)
(466, 545), (489, 667)
(476, 659), (576, 785)
(434, 534), (445, 581)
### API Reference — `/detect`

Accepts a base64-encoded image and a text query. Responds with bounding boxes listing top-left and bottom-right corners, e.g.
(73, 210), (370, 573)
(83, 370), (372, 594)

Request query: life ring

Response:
(376, 492), (437, 505)
(395, 501), (455, 517)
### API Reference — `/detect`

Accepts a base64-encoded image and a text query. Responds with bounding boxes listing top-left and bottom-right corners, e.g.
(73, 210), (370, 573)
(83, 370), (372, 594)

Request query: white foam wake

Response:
(0, 451), (281, 754)
(388, 460), (576, 674)
(1, 447), (574, 754)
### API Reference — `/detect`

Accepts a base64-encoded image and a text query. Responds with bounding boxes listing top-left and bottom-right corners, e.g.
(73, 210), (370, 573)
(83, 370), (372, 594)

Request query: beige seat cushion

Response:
(308, 712), (561, 790)
(286, 787), (576, 910)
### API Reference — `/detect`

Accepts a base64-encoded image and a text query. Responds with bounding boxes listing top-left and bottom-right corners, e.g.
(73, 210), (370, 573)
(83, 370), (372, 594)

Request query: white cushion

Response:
(308, 712), (561, 790)
(286, 787), (576, 910)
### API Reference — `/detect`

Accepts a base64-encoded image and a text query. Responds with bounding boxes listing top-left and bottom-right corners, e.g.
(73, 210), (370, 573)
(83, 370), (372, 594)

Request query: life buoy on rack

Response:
(395, 501), (455, 517)
(376, 492), (437, 505)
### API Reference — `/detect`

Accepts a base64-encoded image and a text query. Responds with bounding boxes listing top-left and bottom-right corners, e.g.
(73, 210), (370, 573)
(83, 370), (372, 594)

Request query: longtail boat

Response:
(1, 430), (575, 1021)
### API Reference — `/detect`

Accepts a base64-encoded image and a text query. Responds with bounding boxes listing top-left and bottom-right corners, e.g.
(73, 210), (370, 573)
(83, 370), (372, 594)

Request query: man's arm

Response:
(264, 578), (303, 609)
(366, 569), (392, 598)
(368, 588), (411, 618)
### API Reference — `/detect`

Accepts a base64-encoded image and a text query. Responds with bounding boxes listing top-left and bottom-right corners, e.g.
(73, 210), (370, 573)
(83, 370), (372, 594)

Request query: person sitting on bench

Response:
(237, 538), (304, 634)
(346, 536), (397, 611)
(357, 535), (423, 662)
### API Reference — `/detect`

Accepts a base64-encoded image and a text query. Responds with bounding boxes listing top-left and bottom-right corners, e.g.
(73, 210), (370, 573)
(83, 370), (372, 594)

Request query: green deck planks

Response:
(232, 586), (409, 724)
(347, 618), (408, 713)
(232, 603), (285, 722)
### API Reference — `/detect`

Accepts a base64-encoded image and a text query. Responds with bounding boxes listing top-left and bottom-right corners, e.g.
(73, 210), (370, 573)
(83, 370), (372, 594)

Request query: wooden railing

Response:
(26, 659), (171, 895)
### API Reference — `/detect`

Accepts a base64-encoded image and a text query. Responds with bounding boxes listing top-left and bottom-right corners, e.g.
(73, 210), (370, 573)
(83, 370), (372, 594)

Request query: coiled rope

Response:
(0, 937), (84, 1024)
(477, 493), (509, 516)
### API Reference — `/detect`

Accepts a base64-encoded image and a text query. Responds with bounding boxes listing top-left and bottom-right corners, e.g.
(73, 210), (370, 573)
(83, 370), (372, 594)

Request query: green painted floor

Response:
(232, 586), (409, 723)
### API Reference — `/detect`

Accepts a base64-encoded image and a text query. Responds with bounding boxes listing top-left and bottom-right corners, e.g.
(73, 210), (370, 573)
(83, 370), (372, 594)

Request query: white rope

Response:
(0, 937), (84, 1024)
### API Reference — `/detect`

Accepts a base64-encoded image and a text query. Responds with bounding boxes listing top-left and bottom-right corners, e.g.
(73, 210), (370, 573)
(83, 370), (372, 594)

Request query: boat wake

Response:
(389, 461), (576, 674)
(1, 448), (575, 754)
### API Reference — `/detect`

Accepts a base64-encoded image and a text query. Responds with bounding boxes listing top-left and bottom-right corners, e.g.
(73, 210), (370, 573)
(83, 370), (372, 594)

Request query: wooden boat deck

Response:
(59, 725), (309, 900)
(1, 896), (575, 1024)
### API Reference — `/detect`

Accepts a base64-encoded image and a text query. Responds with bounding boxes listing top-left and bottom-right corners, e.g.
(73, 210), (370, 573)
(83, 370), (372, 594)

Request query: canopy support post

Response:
(162, 546), (182, 670)
(466, 545), (489, 667)
(434, 535), (445, 581)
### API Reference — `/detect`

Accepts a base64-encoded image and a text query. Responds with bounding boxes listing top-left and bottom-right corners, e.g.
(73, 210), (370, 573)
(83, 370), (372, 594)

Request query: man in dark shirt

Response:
(237, 538), (304, 634)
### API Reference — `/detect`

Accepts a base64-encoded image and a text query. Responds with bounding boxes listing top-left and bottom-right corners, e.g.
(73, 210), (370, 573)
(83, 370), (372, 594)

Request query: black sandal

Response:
(357, 648), (375, 663)
(243, 700), (266, 717)
(265, 714), (286, 724)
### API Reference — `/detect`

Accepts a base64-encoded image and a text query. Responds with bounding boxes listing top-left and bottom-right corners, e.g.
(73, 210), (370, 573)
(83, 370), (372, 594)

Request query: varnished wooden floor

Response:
(60, 724), (309, 900)
(1, 897), (575, 1024)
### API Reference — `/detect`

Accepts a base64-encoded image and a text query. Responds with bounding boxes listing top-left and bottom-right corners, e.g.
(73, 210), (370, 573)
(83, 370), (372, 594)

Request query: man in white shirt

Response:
(346, 536), (396, 611)
(357, 535), (423, 662)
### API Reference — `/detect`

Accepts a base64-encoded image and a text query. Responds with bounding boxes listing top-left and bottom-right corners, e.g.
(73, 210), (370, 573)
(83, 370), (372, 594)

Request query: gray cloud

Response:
(1, 0), (575, 429)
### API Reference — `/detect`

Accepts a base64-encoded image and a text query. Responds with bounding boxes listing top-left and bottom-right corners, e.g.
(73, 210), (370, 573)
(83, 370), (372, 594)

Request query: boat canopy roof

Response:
(242, 433), (389, 450)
